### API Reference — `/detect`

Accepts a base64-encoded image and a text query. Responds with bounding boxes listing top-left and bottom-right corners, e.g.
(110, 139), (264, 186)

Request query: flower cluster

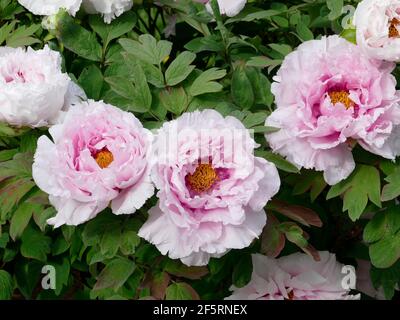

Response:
(1, 39), (280, 268)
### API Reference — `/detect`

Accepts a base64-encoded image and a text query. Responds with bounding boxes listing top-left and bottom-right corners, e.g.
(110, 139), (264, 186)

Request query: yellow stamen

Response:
(389, 18), (400, 38)
(186, 163), (219, 193)
(328, 91), (354, 109)
(94, 149), (114, 169)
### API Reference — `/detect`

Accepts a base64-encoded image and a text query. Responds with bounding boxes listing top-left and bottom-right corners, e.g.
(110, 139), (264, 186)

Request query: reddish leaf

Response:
(301, 244), (321, 261)
(261, 213), (285, 258)
(164, 260), (209, 280)
(270, 200), (323, 227)
(151, 272), (170, 300)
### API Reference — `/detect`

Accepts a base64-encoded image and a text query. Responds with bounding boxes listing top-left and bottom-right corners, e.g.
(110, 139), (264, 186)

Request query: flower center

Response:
(286, 290), (295, 300)
(389, 18), (400, 38)
(186, 163), (219, 193)
(328, 90), (354, 109)
(94, 149), (114, 169)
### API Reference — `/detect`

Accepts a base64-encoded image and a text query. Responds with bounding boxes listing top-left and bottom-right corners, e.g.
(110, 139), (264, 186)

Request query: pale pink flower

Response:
(32, 100), (154, 228)
(0, 46), (84, 128)
(265, 35), (400, 185)
(138, 110), (280, 266)
(194, 0), (247, 17)
(82, 0), (133, 24)
(18, 0), (132, 23)
(354, 0), (400, 61)
(226, 252), (360, 300)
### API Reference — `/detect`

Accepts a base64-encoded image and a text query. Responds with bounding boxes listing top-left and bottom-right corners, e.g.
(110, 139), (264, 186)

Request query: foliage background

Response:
(0, 0), (399, 300)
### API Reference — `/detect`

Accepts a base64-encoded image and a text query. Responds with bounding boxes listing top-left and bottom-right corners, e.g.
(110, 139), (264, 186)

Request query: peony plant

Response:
(0, 0), (399, 302)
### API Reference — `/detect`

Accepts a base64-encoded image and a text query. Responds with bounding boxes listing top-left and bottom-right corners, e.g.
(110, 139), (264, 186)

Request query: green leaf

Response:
(341, 28), (357, 44)
(327, 165), (381, 221)
(119, 34), (172, 65)
(160, 87), (188, 116)
(296, 22), (314, 41)
(56, 11), (102, 61)
(0, 149), (18, 162)
(232, 255), (253, 288)
(20, 224), (51, 262)
(279, 223), (308, 248)
(120, 221), (141, 255)
(231, 66), (254, 109)
(100, 227), (121, 258)
(6, 24), (41, 47)
(369, 233), (400, 269)
(0, 270), (13, 300)
(164, 260), (209, 280)
(165, 51), (196, 86)
(370, 261), (400, 299)
(165, 282), (199, 300)
(33, 207), (56, 232)
(382, 165), (400, 202)
(82, 212), (120, 246)
(10, 203), (42, 240)
(255, 150), (299, 173)
(52, 236), (70, 256)
(364, 207), (400, 268)
(52, 257), (70, 295)
(268, 43), (292, 57)
(94, 257), (135, 291)
(78, 65), (103, 100)
(189, 68), (226, 96)
(141, 63), (165, 88)
(0, 122), (29, 137)
(364, 208), (400, 244)
(327, 0), (344, 20)
(89, 11), (137, 48)
(184, 35), (224, 53)
(0, 179), (36, 220)
(105, 57), (152, 113)
(245, 69), (273, 107)
(15, 260), (42, 298)
(226, 10), (281, 24)
(0, 232), (9, 248)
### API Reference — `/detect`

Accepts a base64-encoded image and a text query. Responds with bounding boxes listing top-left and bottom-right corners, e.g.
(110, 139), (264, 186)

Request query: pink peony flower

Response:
(265, 35), (400, 185)
(354, 0), (400, 62)
(226, 252), (360, 300)
(32, 100), (154, 228)
(138, 110), (280, 266)
(0, 45), (84, 128)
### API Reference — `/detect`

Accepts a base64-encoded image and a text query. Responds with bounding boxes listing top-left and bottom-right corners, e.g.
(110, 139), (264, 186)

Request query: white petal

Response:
(18, 0), (82, 16)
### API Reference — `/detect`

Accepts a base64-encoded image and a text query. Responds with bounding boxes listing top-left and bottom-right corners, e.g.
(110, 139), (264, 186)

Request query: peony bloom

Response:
(138, 110), (280, 266)
(195, 0), (247, 17)
(0, 46), (85, 128)
(18, 0), (82, 16)
(226, 252), (360, 300)
(17, 0), (132, 23)
(82, 0), (133, 24)
(32, 100), (154, 228)
(354, 0), (400, 61)
(265, 35), (400, 185)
